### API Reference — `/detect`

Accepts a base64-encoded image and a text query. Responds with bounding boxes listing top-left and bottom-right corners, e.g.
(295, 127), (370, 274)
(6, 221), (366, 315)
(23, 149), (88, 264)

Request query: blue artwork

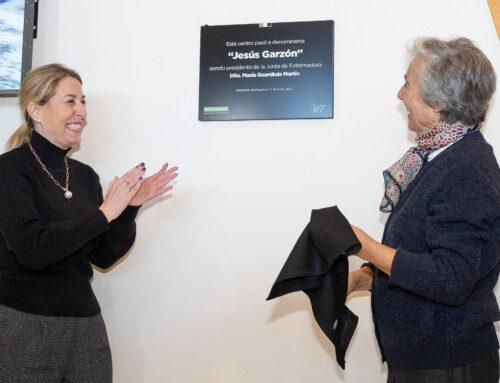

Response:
(0, 0), (25, 92)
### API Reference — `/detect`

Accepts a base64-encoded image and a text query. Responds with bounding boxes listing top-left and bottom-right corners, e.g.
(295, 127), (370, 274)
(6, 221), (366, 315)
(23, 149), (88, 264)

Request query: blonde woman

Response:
(0, 64), (178, 382)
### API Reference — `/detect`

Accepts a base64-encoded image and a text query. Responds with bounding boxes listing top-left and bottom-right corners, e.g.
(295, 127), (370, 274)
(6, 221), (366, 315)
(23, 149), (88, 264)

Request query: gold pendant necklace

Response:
(27, 138), (73, 199)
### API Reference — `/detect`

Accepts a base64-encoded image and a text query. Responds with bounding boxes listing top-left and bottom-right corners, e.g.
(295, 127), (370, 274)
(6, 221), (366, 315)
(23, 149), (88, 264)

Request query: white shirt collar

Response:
(426, 135), (464, 162)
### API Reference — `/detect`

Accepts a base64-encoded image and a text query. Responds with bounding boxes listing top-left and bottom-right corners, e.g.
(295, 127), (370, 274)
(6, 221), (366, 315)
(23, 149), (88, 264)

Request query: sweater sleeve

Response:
(69, 173), (140, 270)
(388, 162), (500, 307)
(0, 157), (111, 270)
(89, 199), (140, 269)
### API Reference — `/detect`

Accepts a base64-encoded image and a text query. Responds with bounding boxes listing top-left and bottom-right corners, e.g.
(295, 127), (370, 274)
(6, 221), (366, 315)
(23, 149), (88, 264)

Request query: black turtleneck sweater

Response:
(0, 130), (139, 317)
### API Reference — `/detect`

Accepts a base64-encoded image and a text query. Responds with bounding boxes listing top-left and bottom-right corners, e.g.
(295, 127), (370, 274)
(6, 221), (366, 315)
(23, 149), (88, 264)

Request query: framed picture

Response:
(0, 0), (36, 96)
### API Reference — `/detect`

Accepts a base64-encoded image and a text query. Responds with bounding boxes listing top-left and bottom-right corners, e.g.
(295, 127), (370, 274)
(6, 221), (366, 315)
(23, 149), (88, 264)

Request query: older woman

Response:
(348, 38), (500, 382)
(0, 64), (178, 382)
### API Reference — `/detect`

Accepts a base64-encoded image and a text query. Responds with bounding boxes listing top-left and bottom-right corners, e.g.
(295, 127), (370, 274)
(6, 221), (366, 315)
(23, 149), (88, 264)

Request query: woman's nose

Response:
(77, 103), (87, 118)
(397, 86), (404, 100)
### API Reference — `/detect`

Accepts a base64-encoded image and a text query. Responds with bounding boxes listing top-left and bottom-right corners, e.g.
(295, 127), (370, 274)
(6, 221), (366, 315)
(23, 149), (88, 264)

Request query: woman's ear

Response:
(432, 103), (444, 114)
(27, 101), (43, 123)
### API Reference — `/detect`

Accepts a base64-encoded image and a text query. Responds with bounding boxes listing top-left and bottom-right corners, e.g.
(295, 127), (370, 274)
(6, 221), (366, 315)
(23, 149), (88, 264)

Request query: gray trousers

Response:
(0, 305), (112, 383)
(387, 352), (500, 383)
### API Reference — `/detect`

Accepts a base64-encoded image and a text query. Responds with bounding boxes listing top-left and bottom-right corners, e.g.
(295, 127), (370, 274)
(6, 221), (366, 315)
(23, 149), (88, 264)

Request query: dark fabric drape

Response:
(267, 206), (360, 369)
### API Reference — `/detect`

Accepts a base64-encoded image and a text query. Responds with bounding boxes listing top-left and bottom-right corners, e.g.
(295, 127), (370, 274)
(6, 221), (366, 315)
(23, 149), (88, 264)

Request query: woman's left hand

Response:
(129, 163), (178, 207)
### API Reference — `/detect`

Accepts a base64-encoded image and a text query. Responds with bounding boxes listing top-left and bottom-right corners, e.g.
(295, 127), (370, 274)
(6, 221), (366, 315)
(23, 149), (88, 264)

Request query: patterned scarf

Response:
(380, 122), (478, 213)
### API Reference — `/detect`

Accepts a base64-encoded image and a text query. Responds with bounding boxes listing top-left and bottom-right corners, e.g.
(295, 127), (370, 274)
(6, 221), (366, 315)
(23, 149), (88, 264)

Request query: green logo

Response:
(204, 106), (229, 113)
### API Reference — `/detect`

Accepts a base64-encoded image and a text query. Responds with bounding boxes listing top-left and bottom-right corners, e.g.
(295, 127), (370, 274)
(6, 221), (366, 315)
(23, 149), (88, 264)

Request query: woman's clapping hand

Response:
(129, 163), (178, 207)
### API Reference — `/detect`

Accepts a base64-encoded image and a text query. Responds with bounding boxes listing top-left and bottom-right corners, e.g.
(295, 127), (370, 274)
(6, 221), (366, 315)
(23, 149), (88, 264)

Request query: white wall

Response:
(1, 0), (499, 382)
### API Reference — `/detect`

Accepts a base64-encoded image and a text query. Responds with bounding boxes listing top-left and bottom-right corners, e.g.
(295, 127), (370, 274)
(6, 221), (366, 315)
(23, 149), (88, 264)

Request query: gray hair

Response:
(409, 37), (496, 125)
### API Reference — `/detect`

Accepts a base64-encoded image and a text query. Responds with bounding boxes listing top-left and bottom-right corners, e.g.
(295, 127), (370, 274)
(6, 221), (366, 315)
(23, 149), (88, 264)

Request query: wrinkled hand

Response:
(130, 163), (178, 206)
(347, 268), (373, 296)
(347, 272), (355, 296)
(99, 164), (146, 222)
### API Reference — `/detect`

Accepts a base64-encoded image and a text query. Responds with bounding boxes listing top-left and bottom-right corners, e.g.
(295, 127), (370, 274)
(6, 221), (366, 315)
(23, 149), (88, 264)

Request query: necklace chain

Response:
(27, 138), (72, 198)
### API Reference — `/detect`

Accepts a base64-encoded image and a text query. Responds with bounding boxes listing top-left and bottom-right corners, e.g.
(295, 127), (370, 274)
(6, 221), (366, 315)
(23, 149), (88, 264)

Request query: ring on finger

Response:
(126, 181), (132, 189)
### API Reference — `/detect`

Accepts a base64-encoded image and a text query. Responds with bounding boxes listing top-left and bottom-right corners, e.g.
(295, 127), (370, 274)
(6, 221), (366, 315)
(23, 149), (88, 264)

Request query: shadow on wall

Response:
(266, 292), (349, 379)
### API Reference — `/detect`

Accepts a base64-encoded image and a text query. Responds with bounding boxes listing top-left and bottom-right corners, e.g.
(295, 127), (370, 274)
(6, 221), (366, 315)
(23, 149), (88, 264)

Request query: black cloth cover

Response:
(267, 206), (361, 369)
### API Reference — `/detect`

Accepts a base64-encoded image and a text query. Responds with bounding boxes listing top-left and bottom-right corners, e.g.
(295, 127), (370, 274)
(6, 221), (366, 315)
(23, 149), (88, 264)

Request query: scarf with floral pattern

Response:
(380, 122), (478, 213)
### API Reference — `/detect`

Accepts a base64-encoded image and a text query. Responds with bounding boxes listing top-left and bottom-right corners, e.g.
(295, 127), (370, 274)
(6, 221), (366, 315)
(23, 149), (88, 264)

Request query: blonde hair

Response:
(6, 64), (82, 151)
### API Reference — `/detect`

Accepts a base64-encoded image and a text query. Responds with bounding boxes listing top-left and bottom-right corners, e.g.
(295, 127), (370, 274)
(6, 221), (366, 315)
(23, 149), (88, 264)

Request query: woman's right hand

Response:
(347, 267), (374, 296)
(99, 164), (146, 222)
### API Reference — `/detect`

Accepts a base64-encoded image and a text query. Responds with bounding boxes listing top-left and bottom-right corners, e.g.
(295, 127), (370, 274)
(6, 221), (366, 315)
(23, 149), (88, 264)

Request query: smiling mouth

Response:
(66, 124), (81, 132)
